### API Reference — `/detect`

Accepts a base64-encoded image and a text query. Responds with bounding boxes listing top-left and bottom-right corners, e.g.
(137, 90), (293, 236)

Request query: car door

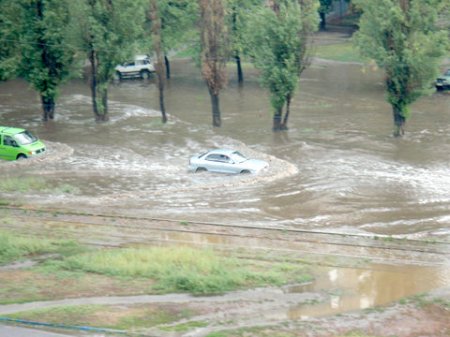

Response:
(0, 135), (18, 160)
(204, 154), (235, 173)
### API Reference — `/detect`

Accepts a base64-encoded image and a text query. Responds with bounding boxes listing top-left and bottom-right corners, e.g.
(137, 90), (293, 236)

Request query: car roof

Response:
(207, 149), (238, 155)
(0, 126), (25, 135)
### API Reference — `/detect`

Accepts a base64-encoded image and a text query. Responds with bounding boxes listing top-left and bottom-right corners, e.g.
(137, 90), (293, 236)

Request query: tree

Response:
(18, 0), (74, 121)
(149, 0), (167, 123)
(354, 0), (449, 137)
(158, 0), (198, 79)
(246, 0), (319, 131)
(198, 0), (228, 127)
(227, 0), (264, 84)
(318, 0), (333, 30)
(77, 0), (146, 121)
(0, 1), (22, 81)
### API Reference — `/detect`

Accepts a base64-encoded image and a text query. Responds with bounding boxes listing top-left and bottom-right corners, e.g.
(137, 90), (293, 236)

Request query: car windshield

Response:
(231, 151), (248, 163)
(14, 131), (37, 145)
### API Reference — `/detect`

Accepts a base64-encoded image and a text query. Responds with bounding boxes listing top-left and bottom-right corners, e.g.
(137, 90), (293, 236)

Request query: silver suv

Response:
(115, 55), (155, 80)
(435, 69), (450, 91)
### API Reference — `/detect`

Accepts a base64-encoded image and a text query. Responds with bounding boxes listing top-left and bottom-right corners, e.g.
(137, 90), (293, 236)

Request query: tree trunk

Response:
(209, 90), (221, 127)
(88, 49), (100, 119)
(150, 0), (167, 123)
(272, 107), (283, 131)
(41, 96), (55, 121)
(236, 54), (243, 84)
(164, 55), (170, 79)
(158, 70), (167, 123)
(281, 94), (291, 130)
(319, 12), (326, 31)
(392, 106), (406, 137)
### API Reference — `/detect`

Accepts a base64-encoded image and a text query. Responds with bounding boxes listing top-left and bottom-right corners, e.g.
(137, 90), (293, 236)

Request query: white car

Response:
(189, 149), (268, 174)
(115, 55), (155, 80)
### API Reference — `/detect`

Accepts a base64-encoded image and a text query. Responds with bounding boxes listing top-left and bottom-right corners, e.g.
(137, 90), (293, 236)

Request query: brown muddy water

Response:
(1, 58), (450, 318)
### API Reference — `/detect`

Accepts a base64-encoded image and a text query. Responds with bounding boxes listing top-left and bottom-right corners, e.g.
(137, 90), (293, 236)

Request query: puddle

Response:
(285, 264), (450, 320)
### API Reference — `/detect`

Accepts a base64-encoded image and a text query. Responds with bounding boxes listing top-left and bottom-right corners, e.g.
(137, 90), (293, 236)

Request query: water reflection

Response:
(287, 264), (449, 319)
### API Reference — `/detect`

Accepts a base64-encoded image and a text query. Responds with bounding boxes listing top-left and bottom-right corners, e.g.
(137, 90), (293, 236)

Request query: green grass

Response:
(0, 230), (82, 265)
(161, 320), (208, 332)
(5, 304), (196, 330)
(61, 246), (312, 294)
(314, 42), (367, 63)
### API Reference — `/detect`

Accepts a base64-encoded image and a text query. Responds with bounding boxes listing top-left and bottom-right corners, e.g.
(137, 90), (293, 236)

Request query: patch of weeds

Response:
(0, 230), (83, 265)
(5, 305), (102, 327)
(0, 199), (10, 206)
(180, 221), (190, 226)
(161, 320), (208, 332)
(60, 246), (311, 295)
(205, 333), (229, 337)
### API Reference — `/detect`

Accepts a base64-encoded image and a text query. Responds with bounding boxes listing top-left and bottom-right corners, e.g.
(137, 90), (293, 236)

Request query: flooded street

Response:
(1, 58), (449, 238)
(1, 53), (450, 332)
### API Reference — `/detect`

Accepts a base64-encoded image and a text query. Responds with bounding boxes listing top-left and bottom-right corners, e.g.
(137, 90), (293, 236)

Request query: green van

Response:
(0, 126), (46, 161)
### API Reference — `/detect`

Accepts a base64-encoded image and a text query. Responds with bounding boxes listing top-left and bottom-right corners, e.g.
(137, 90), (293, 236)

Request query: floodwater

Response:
(1, 58), (449, 239)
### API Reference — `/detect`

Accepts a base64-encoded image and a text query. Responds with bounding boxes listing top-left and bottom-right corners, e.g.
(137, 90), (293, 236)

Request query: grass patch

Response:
(5, 303), (196, 330)
(0, 230), (82, 265)
(314, 42), (367, 63)
(161, 320), (208, 332)
(61, 246), (312, 295)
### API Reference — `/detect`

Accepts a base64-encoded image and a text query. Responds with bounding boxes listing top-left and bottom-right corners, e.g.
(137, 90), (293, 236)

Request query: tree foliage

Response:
(354, 0), (449, 136)
(76, 0), (146, 121)
(18, 0), (74, 120)
(246, 0), (319, 130)
(0, 1), (22, 81)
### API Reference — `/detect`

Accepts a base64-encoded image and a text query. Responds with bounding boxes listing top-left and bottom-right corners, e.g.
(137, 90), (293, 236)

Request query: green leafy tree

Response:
(227, 0), (264, 83)
(198, 0), (229, 127)
(354, 0), (449, 137)
(0, 1), (22, 81)
(246, 0), (319, 131)
(158, 0), (198, 79)
(19, 0), (74, 121)
(77, 0), (146, 121)
(319, 0), (333, 30)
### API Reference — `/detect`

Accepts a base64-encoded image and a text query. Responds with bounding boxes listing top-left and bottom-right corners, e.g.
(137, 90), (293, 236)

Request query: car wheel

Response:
(436, 86), (443, 91)
(240, 169), (251, 174)
(17, 154), (27, 160)
(140, 70), (151, 79)
(195, 167), (207, 173)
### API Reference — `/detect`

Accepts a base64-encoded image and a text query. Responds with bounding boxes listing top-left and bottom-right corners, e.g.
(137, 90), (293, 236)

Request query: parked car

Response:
(435, 69), (450, 91)
(115, 55), (155, 80)
(0, 126), (46, 161)
(189, 149), (268, 174)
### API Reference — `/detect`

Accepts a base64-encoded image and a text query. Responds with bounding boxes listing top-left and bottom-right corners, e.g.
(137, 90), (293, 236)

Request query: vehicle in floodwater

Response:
(189, 149), (269, 174)
(0, 126), (46, 161)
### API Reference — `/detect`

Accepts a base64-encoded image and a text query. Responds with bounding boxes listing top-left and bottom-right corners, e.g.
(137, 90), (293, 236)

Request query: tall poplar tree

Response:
(198, 0), (228, 127)
(19, 0), (74, 121)
(78, 0), (146, 121)
(246, 0), (319, 131)
(354, 0), (449, 137)
(149, 0), (167, 123)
